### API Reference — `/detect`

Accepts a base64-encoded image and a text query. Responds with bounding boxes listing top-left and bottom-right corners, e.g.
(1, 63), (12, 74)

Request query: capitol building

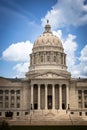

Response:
(0, 22), (87, 123)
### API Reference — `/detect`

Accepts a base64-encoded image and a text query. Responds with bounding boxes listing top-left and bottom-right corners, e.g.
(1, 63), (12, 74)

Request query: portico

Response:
(31, 83), (69, 110)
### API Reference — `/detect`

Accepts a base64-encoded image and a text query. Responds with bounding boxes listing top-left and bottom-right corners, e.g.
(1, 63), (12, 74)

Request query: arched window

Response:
(54, 56), (56, 62)
(41, 56), (43, 62)
(47, 56), (50, 62)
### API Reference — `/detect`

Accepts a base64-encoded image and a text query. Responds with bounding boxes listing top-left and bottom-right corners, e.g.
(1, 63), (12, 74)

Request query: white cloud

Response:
(80, 45), (87, 62)
(74, 45), (87, 77)
(13, 62), (29, 78)
(53, 30), (62, 40)
(41, 0), (87, 28)
(2, 41), (33, 62)
(53, 30), (78, 73)
(63, 34), (78, 68)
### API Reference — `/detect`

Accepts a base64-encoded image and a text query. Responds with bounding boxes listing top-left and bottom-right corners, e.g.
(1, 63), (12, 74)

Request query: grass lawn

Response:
(11, 126), (87, 130)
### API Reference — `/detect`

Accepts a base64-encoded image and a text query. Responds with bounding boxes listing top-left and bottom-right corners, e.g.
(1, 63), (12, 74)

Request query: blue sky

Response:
(0, 0), (87, 78)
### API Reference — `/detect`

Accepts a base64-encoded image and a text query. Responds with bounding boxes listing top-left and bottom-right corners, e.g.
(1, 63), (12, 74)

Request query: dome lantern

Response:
(44, 20), (51, 33)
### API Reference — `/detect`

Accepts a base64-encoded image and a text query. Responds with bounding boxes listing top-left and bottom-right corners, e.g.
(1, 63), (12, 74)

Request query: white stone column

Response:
(31, 85), (33, 108)
(45, 84), (47, 109)
(66, 85), (69, 109)
(15, 90), (16, 108)
(52, 84), (55, 109)
(9, 90), (11, 108)
(59, 85), (62, 109)
(3, 90), (5, 108)
(38, 84), (40, 109)
(82, 90), (84, 109)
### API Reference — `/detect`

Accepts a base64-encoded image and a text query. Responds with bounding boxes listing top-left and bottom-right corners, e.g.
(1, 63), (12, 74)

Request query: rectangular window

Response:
(71, 112), (74, 114)
(0, 102), (3, 108)
(0, 96), (3, 101)
(11, 96), (14, 100)
(47, 56), (50, 62)
(78, 102), (82, 108)
(5, 96), (9, 101)
(85, 112), (87, 116)
(84, 96), (87, 100)
(41, 56), (43, 62)
(5, 102), (9, 108)
(54, 56), (56, 62)
(84, 90), (87, 94)
(5, 90), (9, 94)
(0, 112), (2, 116)
(17, 96), (20, 100)
(16, 90), (20, 94)
(84, 102), (87, 108)
(79, 112), (82, 116)
(17, 103), (20, 108)
(78, 90), (82, 94)
(25, 112), (28, 115)
(78, 96), (81, 100)
(0, 90), (3, 94)
(17, 112), (19, 116)
(11, 90), (15, 94)
(11, 103), (14, 108)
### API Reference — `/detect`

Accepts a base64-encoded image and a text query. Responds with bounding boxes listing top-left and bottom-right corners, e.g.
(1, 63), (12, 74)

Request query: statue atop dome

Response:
(47, 19), (49, 24)
(44, 19), (51, 33)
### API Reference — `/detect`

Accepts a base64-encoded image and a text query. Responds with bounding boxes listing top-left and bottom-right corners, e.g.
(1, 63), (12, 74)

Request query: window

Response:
(0, 90), (3, 94)
(5, 90), (9, 94)
(84, 102), (87, 108)
(11, 103), (14, 108)
(47, 56), (50, 62)
(78, 96), (81, 100)
(78, 102), (82, 108)
(17, 103), (20, 108)
(84, 96), (87, 100)
(5, 96), (9, 101)
(41, 56), (43, 62)
(85, 112), (87, 116)
(5, 102), (9, 108)
(0, 102), (3, 108)
(78, 90), (82, 94)
(11, 90), (15, 94)
(84, 90), (87, 94)
(0, 96), (3, 101)
(71, 112), (74, 114)
(25, 112), (28, 115)
(11, 96), (14, 100)
(16, 90), (20, 94)
(0, 112), (2, 116)
(17, 112), (19, 116)
(54, 56), (56, 62)
(79, 112), (82, 116)
(17, 96), (20, 100)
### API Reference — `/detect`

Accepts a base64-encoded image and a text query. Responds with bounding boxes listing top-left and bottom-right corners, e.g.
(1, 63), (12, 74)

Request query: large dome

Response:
(26, 21), (71, 79)
(34, 23), (63, 48)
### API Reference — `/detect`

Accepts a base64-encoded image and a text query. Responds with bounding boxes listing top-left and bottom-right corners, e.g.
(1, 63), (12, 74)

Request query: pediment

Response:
(34, 72), (67, 79)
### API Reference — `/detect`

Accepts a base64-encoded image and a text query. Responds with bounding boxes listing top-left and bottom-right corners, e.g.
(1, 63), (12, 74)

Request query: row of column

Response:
(30, 52), (66, 65)
(31, 84), (69, 110)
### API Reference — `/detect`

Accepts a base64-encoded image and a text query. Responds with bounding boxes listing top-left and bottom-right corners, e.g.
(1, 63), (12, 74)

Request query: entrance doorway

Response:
(48, 95), (52, 109)
(62, 103), (66, 109)
(34, 103), (38, 109)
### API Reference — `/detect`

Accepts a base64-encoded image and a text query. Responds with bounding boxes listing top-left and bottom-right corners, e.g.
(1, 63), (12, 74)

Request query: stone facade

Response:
(0, 22), (87, 119)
